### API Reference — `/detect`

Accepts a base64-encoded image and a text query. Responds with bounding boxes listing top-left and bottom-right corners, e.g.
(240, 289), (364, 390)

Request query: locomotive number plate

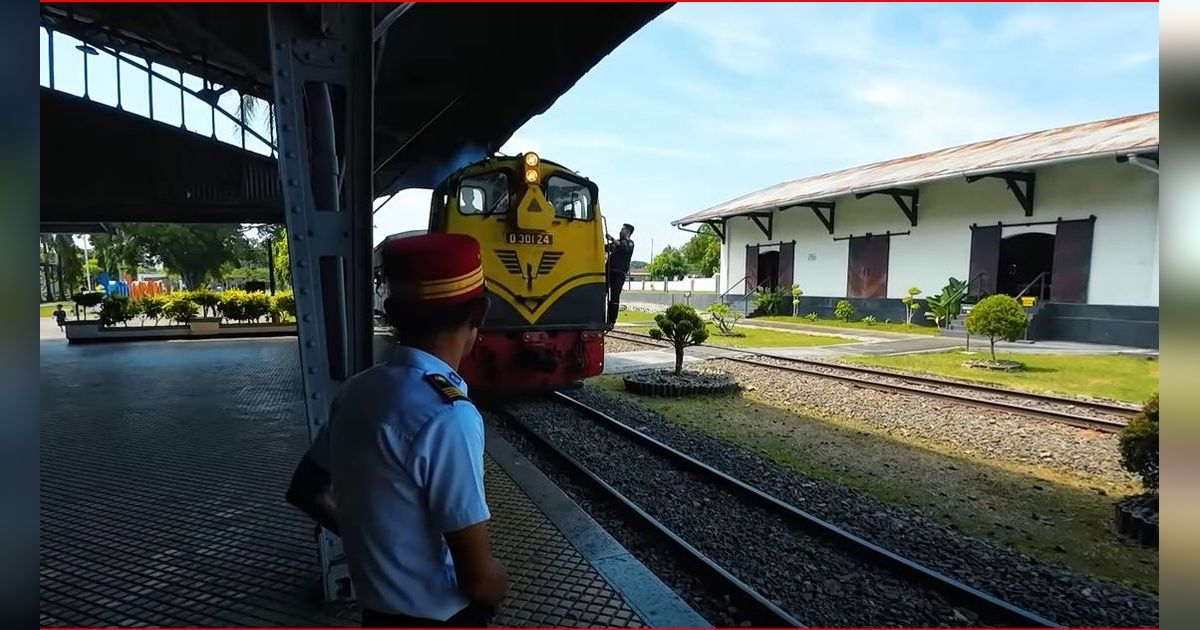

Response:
(506, 232), (553, 246)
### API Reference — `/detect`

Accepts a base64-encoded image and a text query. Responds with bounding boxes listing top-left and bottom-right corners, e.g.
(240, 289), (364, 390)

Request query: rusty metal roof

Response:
(674, 111), (1159, 226)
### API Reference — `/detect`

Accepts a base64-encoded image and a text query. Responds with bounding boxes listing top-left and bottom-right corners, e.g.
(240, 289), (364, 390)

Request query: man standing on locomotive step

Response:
(605, 223), (635, 329)
(284, 233), (509, 628)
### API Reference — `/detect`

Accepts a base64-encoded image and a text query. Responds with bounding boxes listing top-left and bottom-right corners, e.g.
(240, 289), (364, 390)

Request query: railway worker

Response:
(285, 232), (509, 628)
(604, 222), (636, 329)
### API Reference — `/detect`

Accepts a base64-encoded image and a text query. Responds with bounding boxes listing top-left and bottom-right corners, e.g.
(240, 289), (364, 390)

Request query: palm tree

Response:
(236, 94), (276, 149)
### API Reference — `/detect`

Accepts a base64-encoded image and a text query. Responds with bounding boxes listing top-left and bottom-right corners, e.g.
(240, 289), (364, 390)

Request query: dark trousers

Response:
(606, 270), (626, 326)
(361, 602), (494, 628)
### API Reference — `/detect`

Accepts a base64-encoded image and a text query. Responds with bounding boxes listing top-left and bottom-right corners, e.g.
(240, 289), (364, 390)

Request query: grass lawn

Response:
(589, 375), (1157, 592)
(626, 325), (854, 348)
(616, 309), (657, 324)
(39, 304), (57, 318)
(846, 351), (1158, 404)
(757, 314), (941, 336)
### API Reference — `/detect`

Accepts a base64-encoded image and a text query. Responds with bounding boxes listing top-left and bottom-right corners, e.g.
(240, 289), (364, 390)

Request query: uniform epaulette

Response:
(425, 373), (470, 404)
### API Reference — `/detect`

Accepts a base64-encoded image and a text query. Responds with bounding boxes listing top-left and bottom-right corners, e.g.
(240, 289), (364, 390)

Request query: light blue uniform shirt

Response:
(313, 346), (490, 620)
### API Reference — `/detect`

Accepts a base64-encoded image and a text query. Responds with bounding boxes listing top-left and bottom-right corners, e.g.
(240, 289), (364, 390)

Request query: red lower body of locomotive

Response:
(460, 329), (605, 393)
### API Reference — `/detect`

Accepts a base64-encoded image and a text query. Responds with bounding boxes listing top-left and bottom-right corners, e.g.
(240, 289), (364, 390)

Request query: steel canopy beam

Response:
(267, 3), (374, 603)
(965, 171), (1035, 217)
(855, 188), (918, 227)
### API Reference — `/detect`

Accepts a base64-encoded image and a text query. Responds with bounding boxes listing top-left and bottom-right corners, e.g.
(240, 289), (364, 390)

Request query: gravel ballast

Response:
(501, 398), (996, 628)
(565, 386), (1159, 628)
(709, 358), (1134, 486)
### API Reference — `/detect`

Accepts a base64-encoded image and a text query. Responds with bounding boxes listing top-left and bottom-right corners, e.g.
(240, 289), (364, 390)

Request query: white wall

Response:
(717, 157), (1158, 306)
(625, 277), (718, 293)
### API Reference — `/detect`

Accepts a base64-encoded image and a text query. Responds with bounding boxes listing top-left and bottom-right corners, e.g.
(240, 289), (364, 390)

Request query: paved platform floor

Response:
(40, 338), (701, 628)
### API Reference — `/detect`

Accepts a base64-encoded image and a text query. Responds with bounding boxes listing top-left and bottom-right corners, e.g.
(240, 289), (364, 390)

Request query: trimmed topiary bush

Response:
(219, 289), (249, 322)
(648, 304), (709, 375)
(71, 291), (104, 319)
(164, 295), (200, 324)
(191, 289), (222, 318)
(272, 290), (295, 322)
(1119, 392), (1159, 492)
(98, 294), (135, 327)
(964, 294), (1029, 362)
(138, 294), (168, 326)
(243, 291), (273, 322)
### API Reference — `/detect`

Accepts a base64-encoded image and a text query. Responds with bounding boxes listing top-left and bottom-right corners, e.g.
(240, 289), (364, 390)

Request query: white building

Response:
(673, 113), (1159, 348)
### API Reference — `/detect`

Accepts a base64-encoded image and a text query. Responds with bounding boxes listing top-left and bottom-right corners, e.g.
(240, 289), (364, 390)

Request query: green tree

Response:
(648, 304), (709, 375)
(964, 294), (1029, 361)
(270, 224), (292, 290)
(53, 235), (85, 297)
(130, 224), (247, 290)
(680, 224), (720, 277)
(646, 246), (687, 281)
(89, 228), (145, 280)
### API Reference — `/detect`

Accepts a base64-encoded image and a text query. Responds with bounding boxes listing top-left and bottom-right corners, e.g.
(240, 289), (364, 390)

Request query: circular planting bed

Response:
(962, 359), (1024, 372)
(1114, 493), (1158, 547)
(623, 369), (739, 397)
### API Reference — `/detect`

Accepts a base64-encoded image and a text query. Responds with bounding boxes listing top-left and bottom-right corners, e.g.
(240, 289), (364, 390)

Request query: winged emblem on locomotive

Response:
(495, 250), (564, 291)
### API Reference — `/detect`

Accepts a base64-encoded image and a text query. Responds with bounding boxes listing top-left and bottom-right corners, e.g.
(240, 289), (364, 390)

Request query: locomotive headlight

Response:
(525, 168), (539, 184)
(524, 152), (539, 167)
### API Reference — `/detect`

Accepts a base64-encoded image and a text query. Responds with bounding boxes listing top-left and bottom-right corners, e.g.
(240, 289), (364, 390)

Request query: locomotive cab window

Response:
(458, 171), (510, 215)
(546, 175), (594, 220)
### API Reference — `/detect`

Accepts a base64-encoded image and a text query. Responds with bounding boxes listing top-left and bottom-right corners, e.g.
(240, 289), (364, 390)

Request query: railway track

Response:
(606, 329), (1133, 433)
(500, 392), (1063, 628)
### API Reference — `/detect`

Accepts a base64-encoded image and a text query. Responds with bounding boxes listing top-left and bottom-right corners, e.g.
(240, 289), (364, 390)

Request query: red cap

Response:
(382, 233), (486, 307)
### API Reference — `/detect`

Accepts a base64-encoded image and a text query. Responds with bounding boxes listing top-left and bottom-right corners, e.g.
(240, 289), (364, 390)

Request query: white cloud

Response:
(659, 5), (776, 76)
(498, 134), (544, 157)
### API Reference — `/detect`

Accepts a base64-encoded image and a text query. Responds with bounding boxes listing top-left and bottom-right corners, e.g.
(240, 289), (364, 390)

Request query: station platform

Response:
(39, 337), (705, 628)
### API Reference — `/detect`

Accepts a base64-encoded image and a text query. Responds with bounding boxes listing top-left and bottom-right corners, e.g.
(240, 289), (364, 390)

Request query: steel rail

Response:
(550, 391), (1064, 629)
(495, 405), (804, 628)
(606, 330), (1131, 433)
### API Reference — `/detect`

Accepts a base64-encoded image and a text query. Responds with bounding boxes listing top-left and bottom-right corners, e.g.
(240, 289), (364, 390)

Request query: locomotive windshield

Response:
(546, 174), (594, 220)
(458, 171), (510, 215)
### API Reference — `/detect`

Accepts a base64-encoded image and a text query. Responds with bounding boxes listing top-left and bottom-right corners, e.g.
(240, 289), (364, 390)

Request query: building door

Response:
(846, 235), (889, 298)
(744, 244), (759, 292)
(757, 250), (780, 292)
(997, 233), (1055, 297)
(778, 242), (795, 291)
(968, 225), (1001, 298)
(1050, 218), (1095, 303)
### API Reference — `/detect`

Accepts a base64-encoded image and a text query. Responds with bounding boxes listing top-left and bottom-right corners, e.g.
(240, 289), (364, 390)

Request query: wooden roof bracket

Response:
(855, 188), (918, 226)
(747, 212), (773, 240)
(965, 171), (1035, 217)
(781, 201), (835, 235)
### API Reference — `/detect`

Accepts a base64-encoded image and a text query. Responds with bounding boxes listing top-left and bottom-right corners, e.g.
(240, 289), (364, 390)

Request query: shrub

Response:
(1119, 392), (1159, 492)
(861, 315), (878, 326)
(648, 304), (709, 375)
(834, 299), (856, 322)
(191, 289), (222, 318)
(139, 295), (168, 326)
(964, 294), (1029, 362)
(98, 294), (135, 327)
(750, 287), (784, 316)
(705, 302), (743, 336)
(244, 292), (273, 322)
(901, 287), (922, 327)
(924, 277), (967, 330)
(803, 312), (819, 322)
(219, 289), (249, 322)
(164, 295), (200, 324)
(71, 291), (104, 319)
(272, 291), (296, 322)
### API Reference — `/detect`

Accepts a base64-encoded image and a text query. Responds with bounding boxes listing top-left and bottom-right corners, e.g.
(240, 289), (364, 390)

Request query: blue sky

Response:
(42, 3), (1159, 260)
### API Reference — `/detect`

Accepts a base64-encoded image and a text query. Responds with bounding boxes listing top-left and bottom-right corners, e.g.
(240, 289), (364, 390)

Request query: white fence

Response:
(625, 275), (718, 293)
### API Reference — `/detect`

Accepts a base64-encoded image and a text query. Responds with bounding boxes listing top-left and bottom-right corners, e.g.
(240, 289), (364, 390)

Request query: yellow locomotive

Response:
(375, 153), (607, 392)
